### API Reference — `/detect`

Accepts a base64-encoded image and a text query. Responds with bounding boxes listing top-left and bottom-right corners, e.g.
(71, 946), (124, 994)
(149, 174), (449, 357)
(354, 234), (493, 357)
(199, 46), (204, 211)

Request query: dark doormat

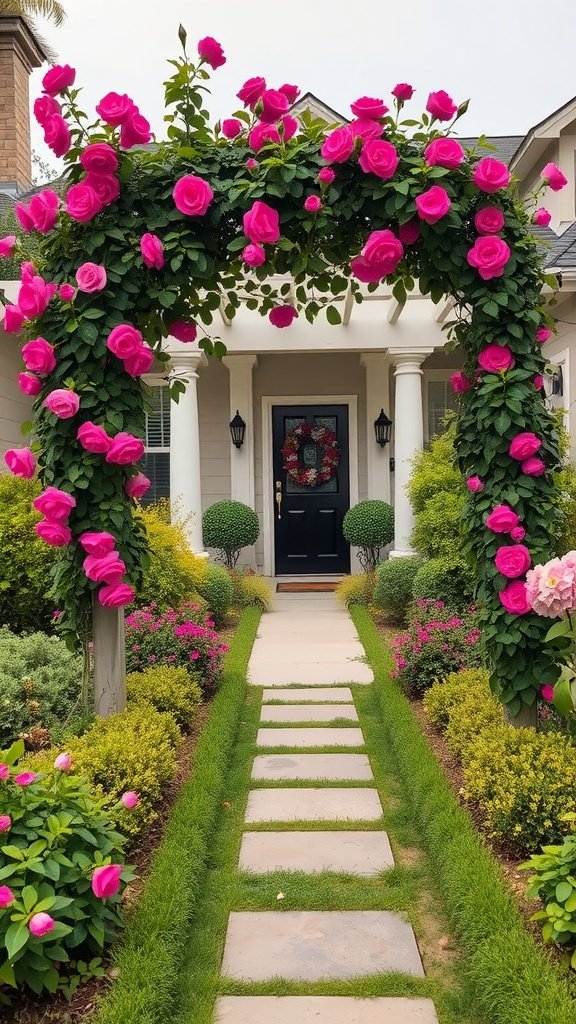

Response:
(276, 582), (339, 593)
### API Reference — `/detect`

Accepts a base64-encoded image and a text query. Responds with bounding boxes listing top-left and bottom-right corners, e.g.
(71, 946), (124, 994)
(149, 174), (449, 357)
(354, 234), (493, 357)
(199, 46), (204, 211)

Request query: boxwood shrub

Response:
(202, 501), (259, 569)
(342, 500), (394, 571)
(373, 555), (423, 623)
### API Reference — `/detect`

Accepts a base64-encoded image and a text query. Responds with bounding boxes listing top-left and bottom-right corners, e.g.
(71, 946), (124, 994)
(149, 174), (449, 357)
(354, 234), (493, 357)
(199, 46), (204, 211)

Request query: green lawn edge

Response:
(351, 606), (576, 1024)
(93, 606), (261, 1024)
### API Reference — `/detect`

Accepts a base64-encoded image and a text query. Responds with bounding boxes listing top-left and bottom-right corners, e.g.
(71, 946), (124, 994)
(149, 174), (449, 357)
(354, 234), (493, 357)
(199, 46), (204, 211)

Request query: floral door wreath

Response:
(281, 422), (340, 487)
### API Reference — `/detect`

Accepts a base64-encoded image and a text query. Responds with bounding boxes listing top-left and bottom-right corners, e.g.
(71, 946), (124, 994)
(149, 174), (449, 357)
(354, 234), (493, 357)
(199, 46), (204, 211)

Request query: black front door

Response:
(272, 404), (351, 575)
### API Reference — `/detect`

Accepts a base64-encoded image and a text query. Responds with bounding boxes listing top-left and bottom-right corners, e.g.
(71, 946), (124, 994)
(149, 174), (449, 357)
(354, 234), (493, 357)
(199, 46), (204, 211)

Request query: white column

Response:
(361, 353), (391, 503)
(223, 354), (257, 508)
(169, 348), (206, 554)
(388, 351), (429, 557)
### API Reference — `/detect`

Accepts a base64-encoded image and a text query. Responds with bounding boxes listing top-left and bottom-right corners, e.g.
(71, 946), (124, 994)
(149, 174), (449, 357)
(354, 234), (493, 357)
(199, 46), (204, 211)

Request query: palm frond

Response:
(0, 1), (66, 27)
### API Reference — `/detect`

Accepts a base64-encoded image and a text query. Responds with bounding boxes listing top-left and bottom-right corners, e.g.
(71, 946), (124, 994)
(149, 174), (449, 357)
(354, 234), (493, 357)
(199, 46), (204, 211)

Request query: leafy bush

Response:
(126, 666), (202, 731)
(443, 683), (504, 760)
(125, 602), (228, 692)
(373, 556), (423, 624)
(136, 500), (207, 609)
(520, 821), (576, 965)
(412, 556), (475, 609)
(0, 738), (133, 998)
(197, 564), (234, 624)
(423, 668), (492, 730)
(234, 572), (274, 611)
(0, 476), (57, 633)
(342, 500), (394, 571)
(410, 491), (465, 559)
(408, 426), (467, 564)
(202, 500), (260, 569)
(336, 572), (376, 607)
(408, 427), (462, 514)
(390, 605), (484, 697)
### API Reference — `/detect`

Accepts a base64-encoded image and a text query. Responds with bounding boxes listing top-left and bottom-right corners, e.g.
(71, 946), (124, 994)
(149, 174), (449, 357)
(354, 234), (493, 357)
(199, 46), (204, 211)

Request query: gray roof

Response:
(545, 222), (576, 269)
(458, 136), (524, 165)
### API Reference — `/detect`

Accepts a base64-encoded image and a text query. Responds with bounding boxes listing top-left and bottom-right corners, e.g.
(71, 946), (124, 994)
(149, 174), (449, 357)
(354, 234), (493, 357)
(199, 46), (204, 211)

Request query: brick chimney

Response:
(0, 17), (47, 194)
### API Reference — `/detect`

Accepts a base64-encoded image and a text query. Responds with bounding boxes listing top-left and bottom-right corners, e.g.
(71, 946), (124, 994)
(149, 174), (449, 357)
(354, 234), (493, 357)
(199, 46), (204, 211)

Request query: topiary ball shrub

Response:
(342, 500), (394, 571)
(197, 564), (234, 624)
(412, 556), (475, 610)
(374, 556), (423, 624)
(202, 501), (260, 569)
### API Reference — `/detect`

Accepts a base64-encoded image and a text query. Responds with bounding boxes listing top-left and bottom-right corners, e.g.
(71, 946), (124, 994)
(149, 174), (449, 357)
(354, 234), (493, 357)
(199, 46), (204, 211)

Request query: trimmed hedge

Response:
(412, 556), (475, 609)
(127, 666), (202, 730)
(373, 555), (423, 623)
(197, 563), (234, 623)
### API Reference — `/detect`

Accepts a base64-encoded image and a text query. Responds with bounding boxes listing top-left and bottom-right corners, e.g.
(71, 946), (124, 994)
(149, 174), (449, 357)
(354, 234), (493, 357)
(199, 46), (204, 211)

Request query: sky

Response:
(30, 0), (576, 175)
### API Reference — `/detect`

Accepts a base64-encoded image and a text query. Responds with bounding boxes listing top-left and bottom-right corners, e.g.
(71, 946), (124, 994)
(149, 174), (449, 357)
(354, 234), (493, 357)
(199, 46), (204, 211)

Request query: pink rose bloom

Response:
(534, 374), (544, 390)
(495, 543), (531, 579)
(4, 447), (36, 479)
(92, 864), (123, 898)
(281, 114), (297, 142)
(392, 83), (414, 101)
(424, 138), (465, 169)
(0, 234), (16, 258)
(541, 162), (568, 191)
(237, 77), (267, 108)
(65, 183), (103, 223)
(510, 526), (526, 542)
(173, 175), (213, 216)
(304, 195), (322, 213)
(358, 139), (399, 180)
(77, 422), (112, 453)
(279, 83), (299, 103)
(398, 220), (420, 245)
(350, 117), (383, 139)
(76, 262), (107, 292)
(522, 457), (546, 476)
(107, 323), (143, 359)
(248, 122), (280, 151)
(84, 173), (120, 207)
(242, 243), (266, 267)
(0, 886), (13, 908)
(29, 189), (60, 233)
(42, 63), (75, 95)
(466, 235), (511, 280)
(83, 552), (126, 585)
(351, 96), (388, 118)
(43, 114), (71, 157)
(140, 233), (164, 270)
(22, 338), (56, 375)
(474, 206), (505, 235)
(21, 261), (35, 281)
(477, 343), (514, 373)
(124, 345), (155, 377)
(80, 142), (118, 175)
(125, 473), (151, 499)
(269, 305), (298, 328)
(35, 519), (72, 546)
(259, 88), (289, 123)
(450, 370), (471, 394)
(99, 583), (136, 608)
(415, 185), (451, 224)
(466, 476), (484, 492)
(44, 389), (80, 419)
(18, 275), (54, 318)
(536, 326), (552, 343)
(18, 372), (42, 396)
(509, 432), (541, 461)
(243, 200), (280, 243)
(197, 36), (226, 69)
(526, 557), (576, 617)
(14, 772), (37, 786)
(79, 531), (116, 556)
(54, 752), (72, 771)
(96, 92), (135, 126)
(473, 157), (511, 193)
(34, 95), (60, 126)
(29, 913), (55, 938)
(169, 320), (197, 343)
(351, 229), (404, 282)
(121, 790), (139, 808)
(33, 486), (76, 521)
(485, 504), (520, 533)
(0, 816), (11, 832)
(320, 125), (355, 163)
(221, 118), (242, 139)
(426, 90), (457, 120)
(499, 579), (532, 615)
(533, 208), (551, 227)
(59, 283), (76, 302)
(15, 202), (34, 232)
(318, 167), (335, 185)
(120, 111), (152, 149)
(105, 432), (145, 464)
(0, 764), (9, 780)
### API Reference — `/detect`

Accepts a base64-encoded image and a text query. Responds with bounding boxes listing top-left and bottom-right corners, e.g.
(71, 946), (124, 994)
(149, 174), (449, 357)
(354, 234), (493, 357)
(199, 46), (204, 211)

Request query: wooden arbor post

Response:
(92, 598), (127, 717)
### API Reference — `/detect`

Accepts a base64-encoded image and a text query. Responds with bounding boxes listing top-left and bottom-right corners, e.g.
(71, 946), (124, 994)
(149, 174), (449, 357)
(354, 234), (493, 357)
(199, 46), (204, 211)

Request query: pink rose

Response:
(29, 913), (55, 938)
(76, 262), (107, 292)
(29, 189), (60, 233)
(4, 447), (36, 478)
(22, 338), (56, 375)
(541, 162), (567, 191)
(304, 195), (322, 213)
(259, 88), (289, 123)
(0, 234), (16, 258)
(248, 122), (280, 151)
(243, 200), (280, 244)
(415, 185), (451, 224)
(522, 457), (546, 477)
(169, 320), (197, 343)
(281, 114), (298, 141)
(107, 323), (143, 359)
(18, 275), (54, 318)
(536, 326), (552, 343)
(398, 220), (420, 245)
(173, 175), (213, 216)
(269, 305), (298, 328)
(65, 183), (103, 223)
(351, 229), (404, 282)
(79, 531), (117, 556)
(534, 375), (544, 391)
(237, 77), (267, 109)
(84, 552), (126, 585)
(495, 543), (531, 579)
(318, 167), (335, 185)
(81, 143), (118, 175)
(392, 83), (414, 100)
(450, 370), (471, 394)
(0, 886), (13, 908)
(0, 816), (11, 832)
(351, 119), (383, 141)
(77, 422), (112, 453)
(426, 90), (457, 120)
(140, 233), (164, 270)
(18, 372), (42, 396)
(14, 772), (37, 786)
(526, 557), (576, 618)
(44, 389), (80, 419)
(320, 125), (355, 163)
(485, 504), (520, 533)
(42, 63), (75, 95)
(242, 243), (266, 267)
(472, 157), (511, 193)
(34, 95), (60, 126)
(124, 345), (155, 377)
(120, 111), (152, 149)
(59, 283), (76, 302)
(99, 583), (136, 608)
(197, 36), (226, 69)
(474, 206), (505, 234)
(33, 486), (76, 521)
(54, 752), (72, 771)
(424, 138), (465, 169)
(106, 432), (145, 464)
(125, 473), (151, 499)
(121, 790), (139, 808)
(533, 207), (551, 227)
(350, 96), (388, 118)
(21, 261), (35, 281)
(43, 114), (71, 158)
(477, 343), (514, 373)
(96, 92), (135, 126)
(466, 235), (511, 280)
(222, 118), (242, 139)
(278, 83), (299, 103)
(15, 202), (34, 232)
(466, 476), (484, 493)
(0, 764), (9, 780)
(541, 684), (555, 702)
(499, 580), (532, 615)
(509, 432), (542, 461)
(358, 139), (399, 180)
(510, 526), (526, 542)
(84, 173), (120, 207)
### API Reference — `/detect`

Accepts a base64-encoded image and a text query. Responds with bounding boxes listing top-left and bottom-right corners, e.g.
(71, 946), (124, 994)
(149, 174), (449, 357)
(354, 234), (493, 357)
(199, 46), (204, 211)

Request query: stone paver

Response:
(251, 753), (372, 781)
(221, 911), (424, 980)
(245, 787), (383, 822)
(262, 687), (353, 702)
(239, 830), (394, 875)
(260, 704), (359, 723)
(253, 643), (366, 662)
(251, 663), (373, 686)
(215, 996), (439, 1023)
(257, 727), (364, 748)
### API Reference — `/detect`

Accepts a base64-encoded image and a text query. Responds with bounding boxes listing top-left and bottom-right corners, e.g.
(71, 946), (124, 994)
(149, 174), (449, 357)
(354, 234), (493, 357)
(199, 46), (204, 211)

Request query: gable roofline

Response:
(290, 91), (347, 124)
(510, 94), (576, 178)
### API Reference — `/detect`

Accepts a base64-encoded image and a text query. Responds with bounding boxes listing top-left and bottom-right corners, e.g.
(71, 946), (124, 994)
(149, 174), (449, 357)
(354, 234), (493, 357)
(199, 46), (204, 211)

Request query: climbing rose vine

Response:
(0, 26), (566, 715)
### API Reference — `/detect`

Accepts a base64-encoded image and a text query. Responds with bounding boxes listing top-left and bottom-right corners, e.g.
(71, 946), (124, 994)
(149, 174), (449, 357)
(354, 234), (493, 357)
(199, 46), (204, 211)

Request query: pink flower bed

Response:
(391, 599), (484, 697)
(125, 601), (228, 691)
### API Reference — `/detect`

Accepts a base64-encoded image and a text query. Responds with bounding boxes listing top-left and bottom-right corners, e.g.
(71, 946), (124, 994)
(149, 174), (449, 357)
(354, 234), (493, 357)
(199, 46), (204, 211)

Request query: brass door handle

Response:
(275, 480), (282, 520)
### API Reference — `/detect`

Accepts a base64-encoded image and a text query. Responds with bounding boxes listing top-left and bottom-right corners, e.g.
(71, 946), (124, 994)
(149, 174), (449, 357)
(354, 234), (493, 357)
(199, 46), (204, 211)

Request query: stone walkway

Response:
(215, 593), (439, 1024)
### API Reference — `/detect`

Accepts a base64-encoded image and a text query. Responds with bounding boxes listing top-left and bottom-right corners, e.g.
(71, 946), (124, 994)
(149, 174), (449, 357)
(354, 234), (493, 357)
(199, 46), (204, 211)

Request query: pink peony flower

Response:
(33, 486), (76, 521)
(42, 64), (75, 96)
(34, 520), (72, 547)
(124, 345), (155, 377)
(533, 207), (551, 227)
(43, 114), (71, 157)
(304, 195), (322, 213)
(76, 262), (107, 293)
(99, 583), (136, 608)
(358, 139), (399, 180)
(79, 531), (116, 556)
(269, 305), (298, 328)
(0, 234), (16, 258)
(125, 473), (151, 499)
(248, 121), (280, 151)
(392, 83), (414, 101)
(450, 370), (471, 394)
(536, 326), (552, 343)
(259, 88), (289, 123)
(173, 175), (213, 216)
(34, 95), (60, 126)
(84, 173), (120, 207)
(495, 543), (531, 579)
(120, 111), (152, 149)
(18, 275), (54, 319)
(65, 183), (103, 223)
(22, 338), (56, 375)
(169, 320), (197, 343)
(18, 371), (42, 396)
(29, 913), (55, 937)
(105, 432), (145, 464)
(534, 374), (544, 391)
(59, 283), (76, 302)
(80, 142), (118, 175)
(0, 816), (11, 832)
(522, 457), (546, 476)
(96, 92), (135, 126)
(351, 228), (404, 283)
(477, 343), (514, 373)
(509, 432), (541, 460)
(351, 96), (388, 119)
(243, 200), (280, 244)
(44, 389), (80, 419)
(485, 504), (520, 533)
(29, 189), (60, 233)
(279, 83), (299, 104)
(107, 323), (143, 359)
(83, 552), (126, 585)
(121, 790), (139, 808)
(0, 886), (13, 908)
(499, 579), (532, 615)
(0, 763), (10, 780)
(541, 684), (555, 702)
(510, 526), (526, 542)
(320, 125), (355, 163)
(424, 137), (465, 169)
(526, 556), (576, 617)
(237, 76), (267, 108)
(474, 206), (505, 234)
(541, 162), (568, 191)
(472, 157), (511, 193)
(197, 36), (226, 69)
(77, 422), (112, 453)
(466, 475), (484, 492)
(4, 447), (36, 478)
(426, 90), (457, 120)
(466, 235), (511, 280)
(14, 772), (37, 786)
(140, 233), (164, 270)
(92, 864), (123, 898)
(318, 167), (335, 185)
(221, 118), (242, 139)
(54, 752), (72, 771)
(415, 185), (451, 224)
(398, 219), (420, 245)
(242, 243), (266, 268)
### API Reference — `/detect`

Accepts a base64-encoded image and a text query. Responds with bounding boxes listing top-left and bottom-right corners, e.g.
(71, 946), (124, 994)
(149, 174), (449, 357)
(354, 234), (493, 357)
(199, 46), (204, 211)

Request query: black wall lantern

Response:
(374, 408), (392, 447)
(229, 410), (246, 449)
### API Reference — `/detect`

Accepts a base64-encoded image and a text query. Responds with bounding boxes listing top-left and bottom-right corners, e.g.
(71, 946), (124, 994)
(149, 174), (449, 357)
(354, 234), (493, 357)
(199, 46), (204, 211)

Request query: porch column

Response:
(388, 351), (429, 557)
(169, 348), (206, 554)
(361, 353), (391, 503)
(222, 354), (257, 508)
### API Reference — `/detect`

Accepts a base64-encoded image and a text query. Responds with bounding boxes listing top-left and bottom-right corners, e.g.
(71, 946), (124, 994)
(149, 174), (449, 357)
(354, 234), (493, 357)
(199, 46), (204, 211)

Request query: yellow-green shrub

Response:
(423, 668), (491, 730)
(136, 500), (207, 609)
(444, 686), (503, 761)
(0, 476), (57, 632)
(127, 666), (202, 730)
(237, 573), (274, 611)
(336, 572), (375, 608)
(408, 427), (462, 514)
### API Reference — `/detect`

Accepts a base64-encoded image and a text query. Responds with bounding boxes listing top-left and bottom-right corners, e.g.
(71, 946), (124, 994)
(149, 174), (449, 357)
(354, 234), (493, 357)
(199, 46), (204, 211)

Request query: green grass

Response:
(351, 605), (576, 1024)
(92, 606), (261, 1024)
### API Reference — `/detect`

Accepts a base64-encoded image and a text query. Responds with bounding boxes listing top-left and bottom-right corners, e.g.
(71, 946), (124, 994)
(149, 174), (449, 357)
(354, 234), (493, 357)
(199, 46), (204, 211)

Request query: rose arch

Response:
(3, 28), (566, 721)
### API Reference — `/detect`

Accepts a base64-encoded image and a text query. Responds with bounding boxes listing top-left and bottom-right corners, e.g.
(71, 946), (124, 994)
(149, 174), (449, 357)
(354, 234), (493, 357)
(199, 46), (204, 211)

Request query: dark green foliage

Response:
(202, 501), (260, 569)
(342, 500), (394, 570)
(412, 556), (475, 609)
(373, 556), (423, 623)
(197, 563), (234, 623)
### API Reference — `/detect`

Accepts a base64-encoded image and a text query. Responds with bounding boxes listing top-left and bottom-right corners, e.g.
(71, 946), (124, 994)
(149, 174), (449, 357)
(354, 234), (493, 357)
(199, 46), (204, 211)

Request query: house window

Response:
(426, 379), (458, 441)
(142, 385), (170, 504)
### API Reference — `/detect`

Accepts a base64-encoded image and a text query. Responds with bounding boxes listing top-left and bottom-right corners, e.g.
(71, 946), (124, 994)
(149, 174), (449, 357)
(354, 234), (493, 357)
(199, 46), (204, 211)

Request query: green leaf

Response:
(556, 881), (573, 903)
(5, 922), (28, 961)
(21, 885), (38, 913)
(326, 305), (342, 326)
